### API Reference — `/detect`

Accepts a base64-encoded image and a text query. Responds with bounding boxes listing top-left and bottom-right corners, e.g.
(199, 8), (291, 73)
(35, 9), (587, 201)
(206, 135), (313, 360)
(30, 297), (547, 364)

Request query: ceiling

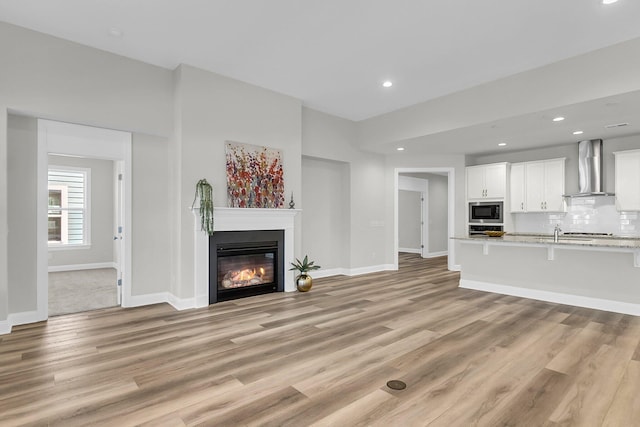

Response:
(1, 0), (640, 155)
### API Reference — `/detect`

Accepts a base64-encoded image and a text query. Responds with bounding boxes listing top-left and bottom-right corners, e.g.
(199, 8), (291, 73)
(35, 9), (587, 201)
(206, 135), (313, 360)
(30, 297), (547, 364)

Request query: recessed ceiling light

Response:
(108, 27), (123, 37)
(382, 81), (393, 88)
(498, 142), (507, 147)
(396, 147), (405, 151)
(602, 0), (618, 4)
(552, 116), (565, 122)
(573, 130), (584, 135)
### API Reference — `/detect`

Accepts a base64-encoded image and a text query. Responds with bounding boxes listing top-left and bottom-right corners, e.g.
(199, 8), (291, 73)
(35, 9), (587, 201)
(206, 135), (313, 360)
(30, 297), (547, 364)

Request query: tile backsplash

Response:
(513, 196), (640, 237)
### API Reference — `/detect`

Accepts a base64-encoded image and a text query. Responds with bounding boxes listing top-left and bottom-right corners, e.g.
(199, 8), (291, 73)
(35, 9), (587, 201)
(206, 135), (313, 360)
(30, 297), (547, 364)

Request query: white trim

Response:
(38, 119), (132, 321)
(167, 294), (196, 311)
(125, 292), (170, 308)
(0, 310), (43, 335)
(315, 264), (396, 279)
(425, 251), (448, 258)
(459, 279), (640, 316)
(399, 247), (421, 254)
(48, 262), (117, 272)
(395, 167), (456, 271)
(47, 244), (91, 251)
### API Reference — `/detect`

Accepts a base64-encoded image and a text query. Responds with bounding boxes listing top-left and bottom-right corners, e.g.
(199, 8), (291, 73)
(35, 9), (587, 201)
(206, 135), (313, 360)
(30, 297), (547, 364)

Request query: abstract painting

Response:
(226, 142), (285, 208)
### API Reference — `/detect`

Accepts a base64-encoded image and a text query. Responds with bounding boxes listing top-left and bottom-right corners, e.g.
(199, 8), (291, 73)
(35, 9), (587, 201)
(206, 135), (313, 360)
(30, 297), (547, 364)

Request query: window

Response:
(48, 167), (90, 247)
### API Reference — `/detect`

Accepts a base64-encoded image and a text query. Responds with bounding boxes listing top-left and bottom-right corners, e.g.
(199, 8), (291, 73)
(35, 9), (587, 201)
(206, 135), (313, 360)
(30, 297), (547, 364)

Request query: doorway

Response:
(37, 120), (131, 319)
(46, 155), (117, 315)
(394, 168), (456, 271)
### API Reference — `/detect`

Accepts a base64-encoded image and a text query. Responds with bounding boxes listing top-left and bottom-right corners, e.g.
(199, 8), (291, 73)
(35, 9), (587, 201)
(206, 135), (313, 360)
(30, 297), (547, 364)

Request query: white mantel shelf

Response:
(192, 207), (301, 308)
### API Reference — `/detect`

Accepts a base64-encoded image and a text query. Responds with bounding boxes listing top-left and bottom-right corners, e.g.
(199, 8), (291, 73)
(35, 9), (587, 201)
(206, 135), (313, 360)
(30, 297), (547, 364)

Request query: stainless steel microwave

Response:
(469, 201), (503, 223)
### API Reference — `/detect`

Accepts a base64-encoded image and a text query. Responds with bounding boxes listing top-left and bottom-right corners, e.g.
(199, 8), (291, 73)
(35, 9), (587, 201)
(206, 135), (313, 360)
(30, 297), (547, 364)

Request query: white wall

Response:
(47, 154), (114, 268)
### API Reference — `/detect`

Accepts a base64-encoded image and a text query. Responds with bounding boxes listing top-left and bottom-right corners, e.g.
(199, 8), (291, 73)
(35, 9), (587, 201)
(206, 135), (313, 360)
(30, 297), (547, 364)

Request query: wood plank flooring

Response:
(2, 253), (640, 426)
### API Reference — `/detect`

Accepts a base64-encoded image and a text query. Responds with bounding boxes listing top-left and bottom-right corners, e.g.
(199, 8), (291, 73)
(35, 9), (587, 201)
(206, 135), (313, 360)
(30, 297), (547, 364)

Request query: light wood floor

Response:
(2, 254), (640, 426)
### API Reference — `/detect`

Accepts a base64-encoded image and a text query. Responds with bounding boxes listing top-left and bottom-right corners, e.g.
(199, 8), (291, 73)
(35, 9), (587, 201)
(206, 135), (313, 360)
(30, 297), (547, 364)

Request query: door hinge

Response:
(118, 173), (123, 181)
(117, 279), (122, 286)
(118, 226), (123, 234)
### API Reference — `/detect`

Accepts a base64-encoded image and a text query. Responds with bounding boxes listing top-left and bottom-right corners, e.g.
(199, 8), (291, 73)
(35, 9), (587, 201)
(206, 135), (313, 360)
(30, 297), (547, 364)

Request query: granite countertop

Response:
(454, 233), (640, 249)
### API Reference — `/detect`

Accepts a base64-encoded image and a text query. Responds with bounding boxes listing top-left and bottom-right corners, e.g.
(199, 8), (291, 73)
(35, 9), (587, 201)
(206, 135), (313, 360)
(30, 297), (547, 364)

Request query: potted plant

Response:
(289, 255), (321, 292)
(192, 179), (214, 236)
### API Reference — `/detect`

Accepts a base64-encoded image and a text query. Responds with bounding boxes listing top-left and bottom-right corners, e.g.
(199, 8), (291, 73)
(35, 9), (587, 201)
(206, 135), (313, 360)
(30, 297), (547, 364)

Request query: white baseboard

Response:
(0, 320), (10, 335)
(167, 294), (196, 311)
(125, 292), (196, 311)
(425, 251), (448, 258)
(195, 295), (209, 308)
(0, 310), (46, 335)
(399, 248), (421, 254)
(124, 292), (171, 308)
(459, 279), (640, 316)
(315, 264), (396, 279)
(48, 262), (117, 272)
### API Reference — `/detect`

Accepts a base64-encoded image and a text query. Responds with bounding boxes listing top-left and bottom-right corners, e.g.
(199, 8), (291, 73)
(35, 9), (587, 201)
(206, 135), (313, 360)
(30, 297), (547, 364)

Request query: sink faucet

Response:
(553, 224), (562, 242)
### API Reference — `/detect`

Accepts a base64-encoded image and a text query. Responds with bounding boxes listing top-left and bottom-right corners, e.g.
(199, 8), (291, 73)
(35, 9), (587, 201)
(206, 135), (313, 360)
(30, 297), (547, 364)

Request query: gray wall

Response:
(7, 115), (37, 313)
(301, 156), (350, 270)
(48, 154), (115, 267)
(173, 64), (303, 298)
(0, 22), (174, 320)
(398, 190), (421, 251)
(426, 174), (449, 253)
(301, 108), (388, 269)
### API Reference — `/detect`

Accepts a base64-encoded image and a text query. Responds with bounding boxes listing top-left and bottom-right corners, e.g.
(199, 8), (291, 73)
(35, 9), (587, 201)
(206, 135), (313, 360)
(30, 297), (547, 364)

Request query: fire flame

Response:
(232, 269), (257, 282)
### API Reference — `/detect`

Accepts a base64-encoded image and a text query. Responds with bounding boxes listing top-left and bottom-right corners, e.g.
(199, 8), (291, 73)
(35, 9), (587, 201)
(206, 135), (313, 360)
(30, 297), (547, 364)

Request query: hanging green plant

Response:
(192, 179), (214, 236)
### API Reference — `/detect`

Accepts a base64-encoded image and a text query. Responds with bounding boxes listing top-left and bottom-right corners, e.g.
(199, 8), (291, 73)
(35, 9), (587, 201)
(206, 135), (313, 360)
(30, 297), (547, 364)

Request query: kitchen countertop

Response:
(453, 233), (640, 249)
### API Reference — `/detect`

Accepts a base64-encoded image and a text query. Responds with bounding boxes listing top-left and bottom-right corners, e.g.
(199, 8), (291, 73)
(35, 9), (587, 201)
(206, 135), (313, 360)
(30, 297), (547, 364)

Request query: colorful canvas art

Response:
(226, 142), (285, 208)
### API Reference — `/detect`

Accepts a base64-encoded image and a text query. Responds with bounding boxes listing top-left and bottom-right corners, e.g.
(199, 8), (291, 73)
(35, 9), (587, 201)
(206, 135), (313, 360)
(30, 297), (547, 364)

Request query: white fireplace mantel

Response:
(192, 207), (301, 307)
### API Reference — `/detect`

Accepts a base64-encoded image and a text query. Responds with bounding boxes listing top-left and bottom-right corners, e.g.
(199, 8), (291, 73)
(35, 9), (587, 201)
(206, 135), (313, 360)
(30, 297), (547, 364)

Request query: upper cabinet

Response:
(466, 163), (507, 200)
(510, 163), (526, 213)
(614, 149), (640, 211)
(510, 158), (565, 213)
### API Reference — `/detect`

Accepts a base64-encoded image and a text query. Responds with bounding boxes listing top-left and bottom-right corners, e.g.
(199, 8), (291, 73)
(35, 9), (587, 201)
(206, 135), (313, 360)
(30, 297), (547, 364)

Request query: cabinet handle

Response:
(541, 202), (543, 209)
(521, 202), (523, 210)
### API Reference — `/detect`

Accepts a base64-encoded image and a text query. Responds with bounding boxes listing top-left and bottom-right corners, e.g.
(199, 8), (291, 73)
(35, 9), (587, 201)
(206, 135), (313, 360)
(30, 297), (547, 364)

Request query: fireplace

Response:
(209, 230), (285, 303)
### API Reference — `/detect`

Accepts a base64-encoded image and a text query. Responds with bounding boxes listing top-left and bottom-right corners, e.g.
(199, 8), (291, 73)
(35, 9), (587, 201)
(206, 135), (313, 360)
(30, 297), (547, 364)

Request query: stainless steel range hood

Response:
(564, 139), (614, 197)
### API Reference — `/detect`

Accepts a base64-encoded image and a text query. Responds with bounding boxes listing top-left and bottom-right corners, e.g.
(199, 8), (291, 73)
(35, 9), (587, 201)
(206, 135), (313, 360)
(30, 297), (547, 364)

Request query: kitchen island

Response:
(454, 234), (640, 315)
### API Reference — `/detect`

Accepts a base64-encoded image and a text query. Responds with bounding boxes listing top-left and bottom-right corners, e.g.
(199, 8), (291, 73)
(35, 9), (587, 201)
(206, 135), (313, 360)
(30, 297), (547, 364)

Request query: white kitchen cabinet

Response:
(614, 149), (640, 211)
(510, 158), (565, 213)
(466, 163), (507, 199)
(510, 163), (526, 212)
(524, 158), (565, 212)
